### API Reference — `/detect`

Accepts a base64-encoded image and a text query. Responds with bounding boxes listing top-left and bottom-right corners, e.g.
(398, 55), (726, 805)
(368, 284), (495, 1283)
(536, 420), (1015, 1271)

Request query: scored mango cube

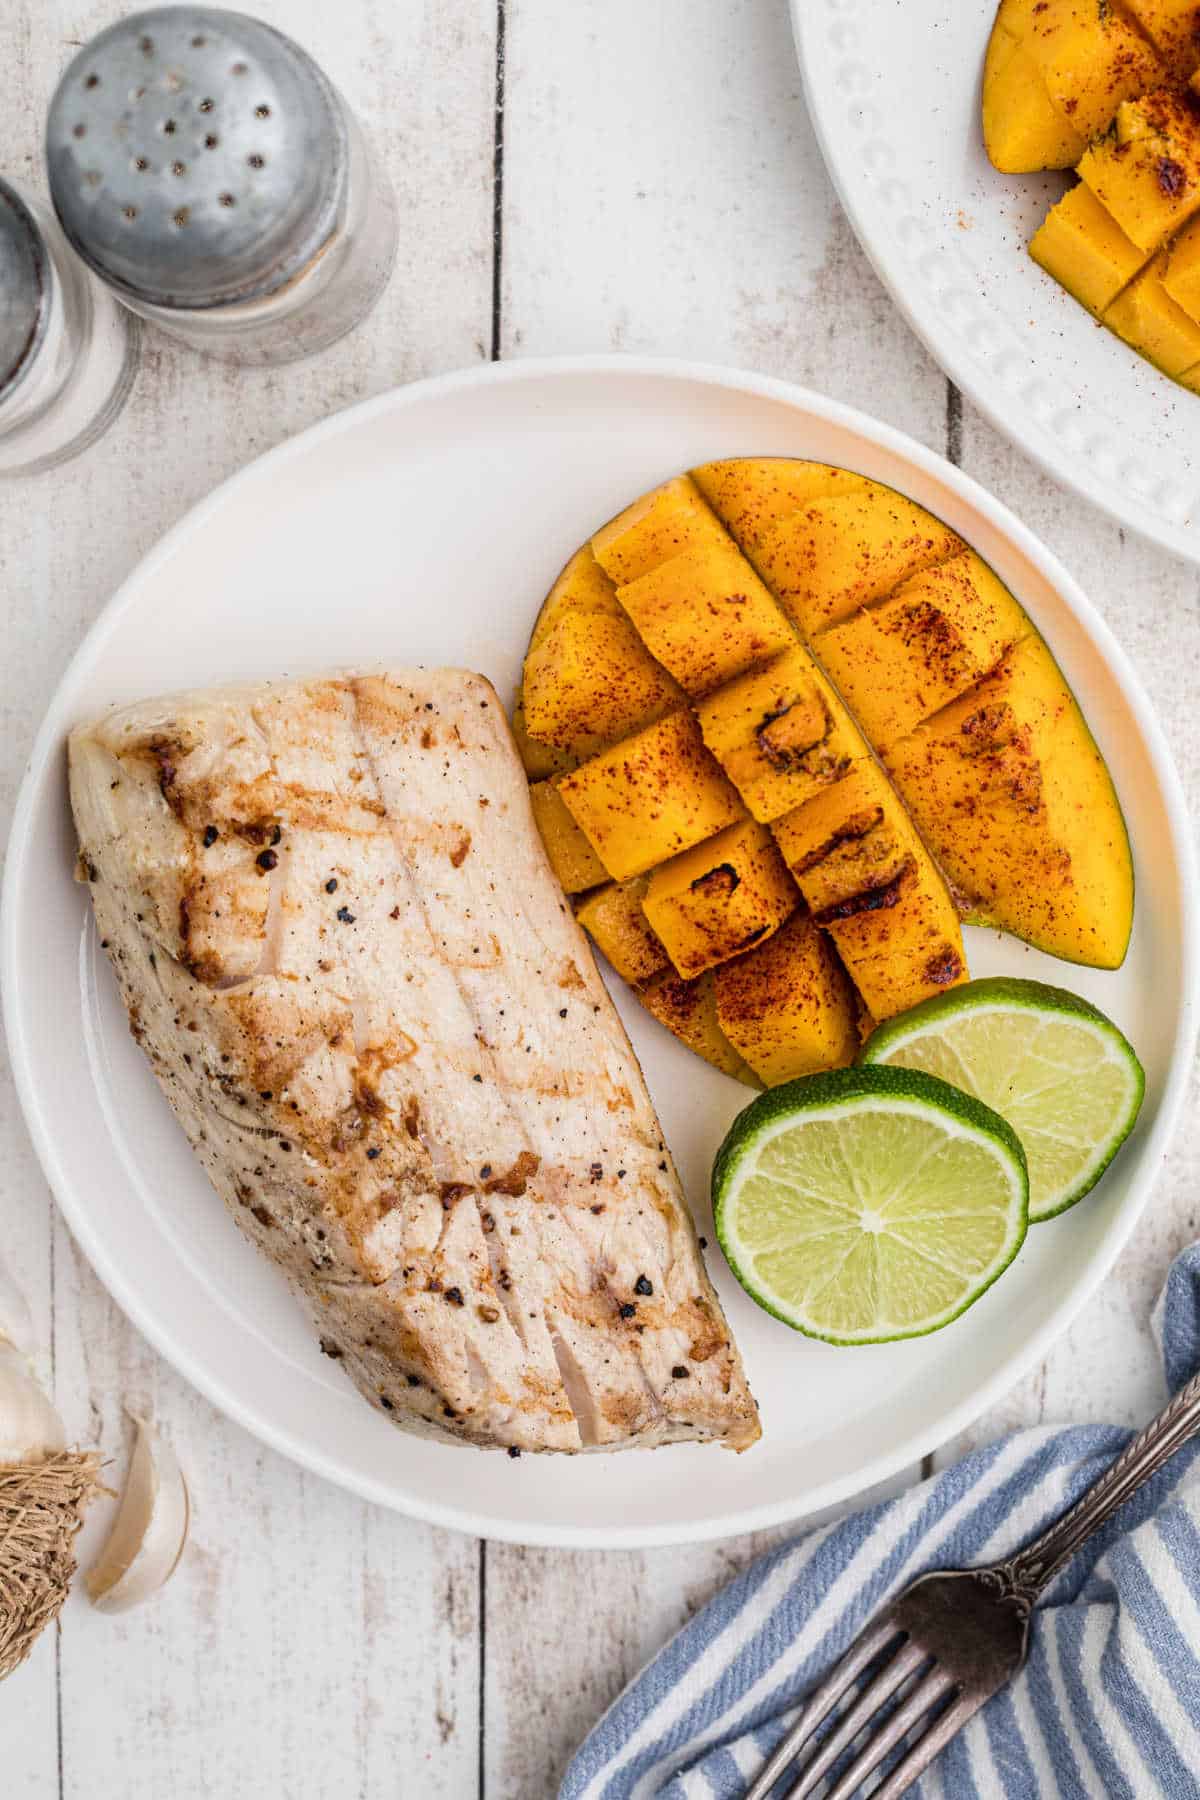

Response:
(815, 552), (1030, 749)
(1104, 254), (1200, 374)
(1126, 0), (1200, 70)
(691, 458), (869, 553)
(752, 483), (964, 638)
(1078, 91), (1200, 254)
(529, 544), (624, 655)
(822, 862), (967, 1022)
(615, 538), (793, 699)
(512, 696), (577, 781)
(591, 475), (727, 585)
(529, 779), (607, 895)
(557, 710), (744, 881)
(713, 911), (859, 1086)
(1030, 181), (1149, 316)
(522, 606), (683, 750)
(1160, 211), (1200, 321)
(695, 645), (869, 823)
(773, 761), (965, 1023)
(640, 967), (760, 1084)
(773, 760), (919, 913)
(883, 636), (1133, 970)
(983, 1), (1164, 174)
(984, 35), (1085, 175)
(643, 817), (799, 980)
(575, 876), (669, 988)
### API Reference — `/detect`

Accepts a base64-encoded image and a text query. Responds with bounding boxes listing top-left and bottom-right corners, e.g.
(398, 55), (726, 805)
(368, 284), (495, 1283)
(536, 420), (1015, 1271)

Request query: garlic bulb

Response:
(0, 1264), (65, 1464)
(87, 1416), (189, 1613)
(0, 1341), (66, 1465)
(0, 1253), (100, 1682)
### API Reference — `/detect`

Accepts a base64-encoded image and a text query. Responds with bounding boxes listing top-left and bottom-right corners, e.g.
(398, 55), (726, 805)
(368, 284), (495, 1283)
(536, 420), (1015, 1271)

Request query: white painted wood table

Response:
(2, 2), (1198, 1794)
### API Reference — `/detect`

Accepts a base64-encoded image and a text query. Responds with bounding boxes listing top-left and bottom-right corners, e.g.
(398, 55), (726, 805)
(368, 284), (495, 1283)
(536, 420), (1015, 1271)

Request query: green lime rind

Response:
(712, 1064), (1028, 1196)
(713, 1065), (1029, 1347)
(859, 977), (1144, 1224)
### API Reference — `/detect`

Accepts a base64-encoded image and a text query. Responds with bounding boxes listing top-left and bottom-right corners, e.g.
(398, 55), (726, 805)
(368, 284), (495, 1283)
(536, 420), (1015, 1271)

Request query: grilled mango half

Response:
(514, 461), (1132, 1084)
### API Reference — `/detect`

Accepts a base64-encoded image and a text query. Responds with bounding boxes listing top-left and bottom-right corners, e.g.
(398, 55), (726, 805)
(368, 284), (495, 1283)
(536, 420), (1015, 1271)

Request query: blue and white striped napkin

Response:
(563, 1245), (1200, 1800)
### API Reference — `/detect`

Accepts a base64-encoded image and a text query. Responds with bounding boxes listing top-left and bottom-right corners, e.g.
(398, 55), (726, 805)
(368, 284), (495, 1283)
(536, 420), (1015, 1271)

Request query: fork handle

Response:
(983, 1367), (1200, 1615)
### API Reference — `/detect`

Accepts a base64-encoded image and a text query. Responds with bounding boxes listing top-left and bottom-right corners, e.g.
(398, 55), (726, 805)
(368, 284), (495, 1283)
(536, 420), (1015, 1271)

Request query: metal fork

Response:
(744, 1366), (1200, 1799)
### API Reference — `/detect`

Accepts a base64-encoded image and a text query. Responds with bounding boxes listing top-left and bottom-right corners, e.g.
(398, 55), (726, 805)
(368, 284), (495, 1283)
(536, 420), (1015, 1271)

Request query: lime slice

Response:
(860, 977), (1144, 1224)
(713, 1066), (1028, 1345)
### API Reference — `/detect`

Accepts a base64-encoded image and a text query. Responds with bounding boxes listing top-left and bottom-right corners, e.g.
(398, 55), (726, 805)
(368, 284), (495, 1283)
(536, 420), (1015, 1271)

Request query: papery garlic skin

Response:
(0, 1251), (65, 1464)
(0, 1341), (66, 1464)
(0, 1259), (35, 1360)
(87, 1416), (189, 1613)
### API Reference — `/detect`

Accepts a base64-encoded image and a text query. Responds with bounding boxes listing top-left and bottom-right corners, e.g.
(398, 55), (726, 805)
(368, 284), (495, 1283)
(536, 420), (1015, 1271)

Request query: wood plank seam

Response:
(945, 381), (964, 469)
(483, 4), (506, 1791)
(491, 0), (506, 364)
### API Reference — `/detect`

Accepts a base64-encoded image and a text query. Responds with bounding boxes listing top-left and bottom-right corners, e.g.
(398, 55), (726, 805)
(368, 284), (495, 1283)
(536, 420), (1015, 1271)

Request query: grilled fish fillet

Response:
(69, 670), (759, 1454)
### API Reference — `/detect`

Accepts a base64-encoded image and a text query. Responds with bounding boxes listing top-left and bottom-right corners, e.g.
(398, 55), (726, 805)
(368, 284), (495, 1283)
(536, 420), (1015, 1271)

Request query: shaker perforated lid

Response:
(46, 6), (347, 310)
(0, 179), (49, 395)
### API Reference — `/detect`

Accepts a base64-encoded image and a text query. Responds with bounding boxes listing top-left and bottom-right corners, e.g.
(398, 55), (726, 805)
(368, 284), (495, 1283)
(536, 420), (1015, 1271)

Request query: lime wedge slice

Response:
(860, 977), (1144, 1223)
(713, 1066), (1028, 1345)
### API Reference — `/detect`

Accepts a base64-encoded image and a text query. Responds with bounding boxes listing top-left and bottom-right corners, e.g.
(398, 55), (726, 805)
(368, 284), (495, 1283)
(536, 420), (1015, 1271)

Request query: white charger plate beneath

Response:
(3, 357), (1196, 1547)
(794, 0), (1200, 562)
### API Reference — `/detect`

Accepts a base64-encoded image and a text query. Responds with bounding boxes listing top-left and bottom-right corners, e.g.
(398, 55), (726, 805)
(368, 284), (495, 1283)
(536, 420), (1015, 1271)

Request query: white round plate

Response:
(794, 1), (1200, 562)
(3, 358), (1196, 1547)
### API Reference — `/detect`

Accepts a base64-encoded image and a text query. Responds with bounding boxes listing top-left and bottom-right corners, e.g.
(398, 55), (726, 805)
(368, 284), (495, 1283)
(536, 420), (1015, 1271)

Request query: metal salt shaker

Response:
(46, 7), (398, 366)
(0, 177), (138, 476)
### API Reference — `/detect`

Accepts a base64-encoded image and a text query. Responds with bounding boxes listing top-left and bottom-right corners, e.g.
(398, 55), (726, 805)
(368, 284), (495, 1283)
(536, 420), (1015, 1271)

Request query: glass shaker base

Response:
(0, 309), (140, 478)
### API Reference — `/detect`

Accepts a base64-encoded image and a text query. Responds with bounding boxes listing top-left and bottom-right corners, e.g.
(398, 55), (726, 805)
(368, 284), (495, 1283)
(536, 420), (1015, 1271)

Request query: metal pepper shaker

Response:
(45, 7), (398, 366)
(0, 176), (138, 476)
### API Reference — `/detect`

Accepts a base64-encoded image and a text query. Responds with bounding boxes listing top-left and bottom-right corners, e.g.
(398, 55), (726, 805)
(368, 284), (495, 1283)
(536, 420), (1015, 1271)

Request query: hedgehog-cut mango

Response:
(514, 460), (1133, 1081)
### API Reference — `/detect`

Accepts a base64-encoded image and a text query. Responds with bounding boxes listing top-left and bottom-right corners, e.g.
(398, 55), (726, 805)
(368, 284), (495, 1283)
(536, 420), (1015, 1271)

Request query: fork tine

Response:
(866, 1690), (979, 1800)
(741, 1616), (904, 1800)
(777, 1638), (927, 1799)
(819, 1667), (958, 1800)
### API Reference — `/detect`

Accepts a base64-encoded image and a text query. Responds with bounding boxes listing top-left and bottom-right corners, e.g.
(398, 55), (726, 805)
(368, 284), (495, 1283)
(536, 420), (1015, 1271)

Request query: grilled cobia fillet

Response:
(69, 670), (759, 1454)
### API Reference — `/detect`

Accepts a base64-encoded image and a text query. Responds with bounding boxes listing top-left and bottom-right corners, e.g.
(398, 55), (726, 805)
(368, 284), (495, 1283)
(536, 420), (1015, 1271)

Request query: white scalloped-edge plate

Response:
(793, 0), (1200, 562)
(3, 358), (1196, 1546)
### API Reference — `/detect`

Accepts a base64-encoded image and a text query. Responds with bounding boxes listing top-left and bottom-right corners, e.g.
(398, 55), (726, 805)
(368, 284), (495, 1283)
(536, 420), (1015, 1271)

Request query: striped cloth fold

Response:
(563, 1245), (1200, 1800)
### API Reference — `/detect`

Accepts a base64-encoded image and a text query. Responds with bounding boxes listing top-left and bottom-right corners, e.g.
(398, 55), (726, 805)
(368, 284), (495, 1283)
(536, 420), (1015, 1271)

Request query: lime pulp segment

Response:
(714, 1066), (1029, 1346)
(860, 978), (1144, 1222)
